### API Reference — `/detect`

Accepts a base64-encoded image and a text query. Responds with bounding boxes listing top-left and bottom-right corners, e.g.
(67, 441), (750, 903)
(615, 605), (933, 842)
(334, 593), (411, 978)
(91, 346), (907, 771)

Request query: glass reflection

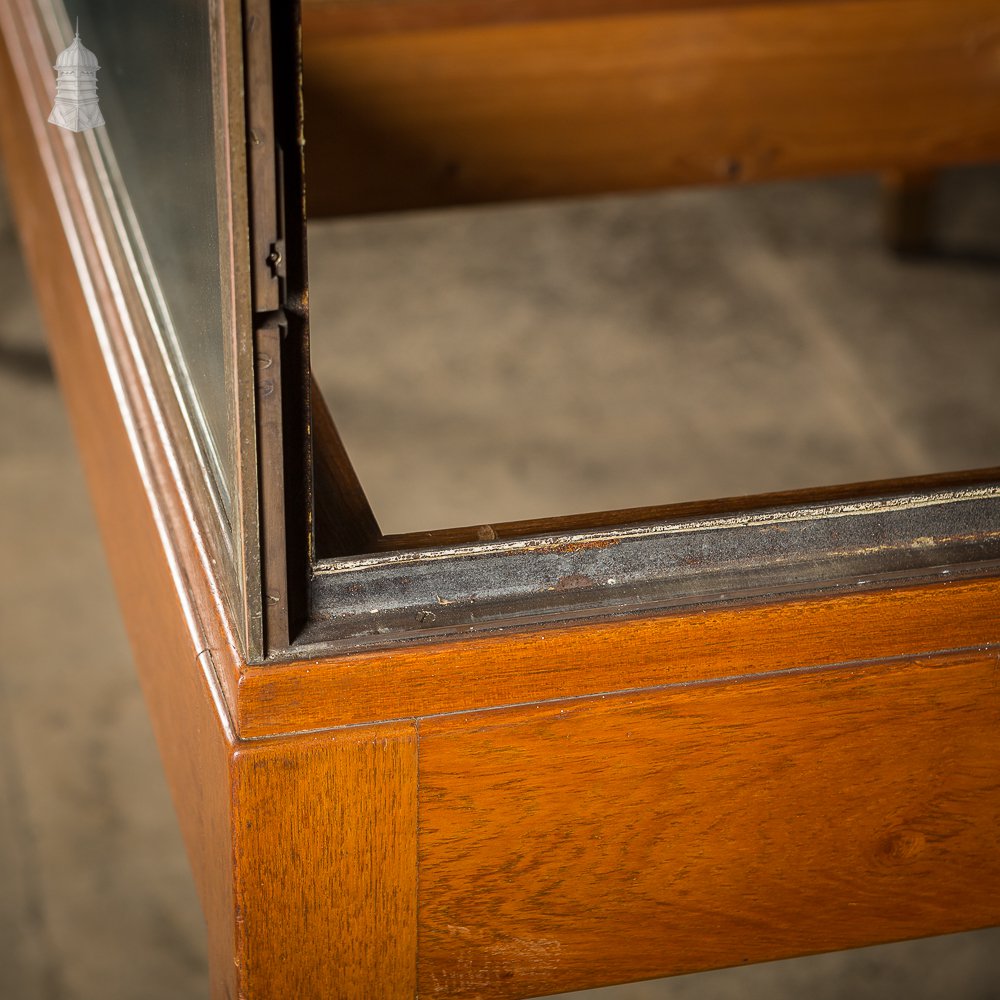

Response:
(55, 0), (235, 515)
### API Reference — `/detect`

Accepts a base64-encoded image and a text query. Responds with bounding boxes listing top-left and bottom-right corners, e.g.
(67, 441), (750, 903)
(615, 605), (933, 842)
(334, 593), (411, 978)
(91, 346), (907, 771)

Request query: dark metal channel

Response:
(297, 485), (1000, 650)
(245, 0), (311, 651)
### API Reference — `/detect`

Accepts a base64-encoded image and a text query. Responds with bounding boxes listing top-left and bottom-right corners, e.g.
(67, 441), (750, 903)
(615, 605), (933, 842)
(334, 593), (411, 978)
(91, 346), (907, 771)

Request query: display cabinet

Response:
(1, 0), (999, 996)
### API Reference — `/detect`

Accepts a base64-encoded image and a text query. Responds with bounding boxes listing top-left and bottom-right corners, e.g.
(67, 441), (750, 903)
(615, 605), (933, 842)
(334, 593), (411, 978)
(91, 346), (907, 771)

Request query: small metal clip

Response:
(266, 240), (286, 279)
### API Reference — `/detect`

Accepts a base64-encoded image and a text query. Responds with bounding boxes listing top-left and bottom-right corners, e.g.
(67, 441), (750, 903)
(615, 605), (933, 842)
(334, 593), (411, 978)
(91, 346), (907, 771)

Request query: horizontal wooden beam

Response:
(418, 650), (1000, 997)
(301, 0), (1000, 215)
(302, 0), (856, 37)
(241, 576), (1000, 735)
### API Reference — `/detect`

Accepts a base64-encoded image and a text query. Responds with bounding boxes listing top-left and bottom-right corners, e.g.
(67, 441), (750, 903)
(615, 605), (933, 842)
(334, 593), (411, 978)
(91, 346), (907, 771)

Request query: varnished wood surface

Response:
(312, 375), (382, 557)
(418, 650), (1000, 998)
(302, 0), (1000, 216)
(301, 0), (858, 37)
(233, 723), (418, 998)
(238, 574), (1000, 736)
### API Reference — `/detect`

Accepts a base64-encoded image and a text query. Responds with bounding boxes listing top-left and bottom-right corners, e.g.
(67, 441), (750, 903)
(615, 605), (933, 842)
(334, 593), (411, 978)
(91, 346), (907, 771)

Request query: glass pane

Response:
(310, 168), (1000, 536)
(53, 0), (236, 516)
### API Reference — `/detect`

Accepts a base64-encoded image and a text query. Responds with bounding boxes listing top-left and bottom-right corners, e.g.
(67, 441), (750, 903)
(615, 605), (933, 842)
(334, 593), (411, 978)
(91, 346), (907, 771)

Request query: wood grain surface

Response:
(238, 574), (1000, 736)
(302, 0), (1000, 215)
(301, 0), (865, 36)
(234, 723), (418, 999)
(312, 376), (382, 557)
(418, 650), (1000, 998)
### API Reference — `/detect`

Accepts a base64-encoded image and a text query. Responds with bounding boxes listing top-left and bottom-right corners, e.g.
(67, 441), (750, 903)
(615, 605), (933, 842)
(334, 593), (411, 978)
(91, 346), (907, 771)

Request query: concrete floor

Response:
(310, 171), (1000, 535)
(2, 167), (1000, 998)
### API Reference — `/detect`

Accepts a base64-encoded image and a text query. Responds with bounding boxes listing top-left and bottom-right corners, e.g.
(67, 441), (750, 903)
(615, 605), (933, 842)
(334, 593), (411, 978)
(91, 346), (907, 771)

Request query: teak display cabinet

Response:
(1, 0), (999, 996)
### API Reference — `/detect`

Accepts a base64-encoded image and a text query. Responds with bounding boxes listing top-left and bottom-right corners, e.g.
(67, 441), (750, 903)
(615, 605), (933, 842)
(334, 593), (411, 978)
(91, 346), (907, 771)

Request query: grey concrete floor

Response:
(2, 166), (1000, 999)
(310, 170), (1000, 535)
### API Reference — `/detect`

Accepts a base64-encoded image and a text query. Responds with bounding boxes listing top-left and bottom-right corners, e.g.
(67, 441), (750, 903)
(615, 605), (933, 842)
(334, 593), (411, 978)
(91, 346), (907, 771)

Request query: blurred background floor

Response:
(2, 166), (1000, 999)
(310, 169), (1000, 535)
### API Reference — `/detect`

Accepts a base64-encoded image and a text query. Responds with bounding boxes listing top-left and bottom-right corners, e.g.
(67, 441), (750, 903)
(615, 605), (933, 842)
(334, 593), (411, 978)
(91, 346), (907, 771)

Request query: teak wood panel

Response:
(301, 0), (1000, 215)
(418, 651), (1000, 999)
(233, 725), (418, 999)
